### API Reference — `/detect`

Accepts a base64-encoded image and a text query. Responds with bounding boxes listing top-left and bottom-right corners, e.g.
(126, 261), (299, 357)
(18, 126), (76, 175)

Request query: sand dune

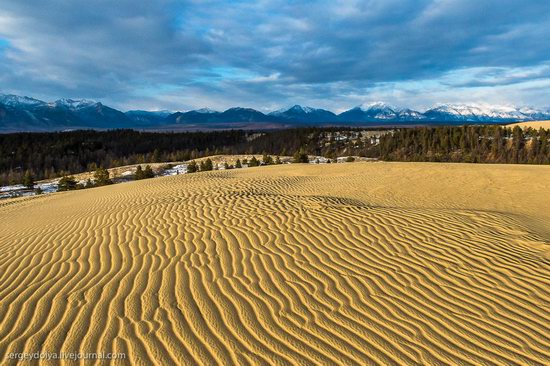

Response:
(507, 120), (550, 129)
(0, 162), (549, 365)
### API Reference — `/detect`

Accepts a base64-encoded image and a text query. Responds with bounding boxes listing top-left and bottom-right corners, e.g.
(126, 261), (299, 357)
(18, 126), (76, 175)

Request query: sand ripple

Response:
(0, 162), (549, 365)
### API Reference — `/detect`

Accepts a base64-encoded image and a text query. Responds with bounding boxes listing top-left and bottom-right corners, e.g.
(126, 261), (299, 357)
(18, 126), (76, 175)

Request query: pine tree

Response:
(152, 149), (161, 163)
(262, 154), (273, 165)
(200, 158), (213, 171)
(143, 165), (155, 178)
(187, 161), (198, 173)
(22, 170), (35, 189)
(94, 167), (112, 186)
(249, 156), (259, 167)
(135, 165), (144, 180)
(235, 159), (242, 168)
(293, 150), (309, 163)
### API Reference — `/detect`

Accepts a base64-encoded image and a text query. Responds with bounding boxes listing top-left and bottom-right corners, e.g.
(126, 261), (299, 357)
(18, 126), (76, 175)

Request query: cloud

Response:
(0, 0), (549, 111)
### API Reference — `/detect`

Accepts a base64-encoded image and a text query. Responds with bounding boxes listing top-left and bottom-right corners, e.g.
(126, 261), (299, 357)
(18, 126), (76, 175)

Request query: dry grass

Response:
(1, 162), (549, 365)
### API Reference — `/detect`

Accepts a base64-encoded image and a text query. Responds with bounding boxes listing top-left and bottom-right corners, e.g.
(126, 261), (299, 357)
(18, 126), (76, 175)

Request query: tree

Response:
(242, 158), (248, 166)
(152, 149), (161, 163)
(275, 156), (282, 164)
(235, 159), (242, 168)
(187, 161), (198, 173)
(143, 165), (155, 178)
(94, 167), (112, 186)
(345, 156), (355, 162)
(293, 150), (309, 163)
(34, 187), (43, 195)
(22, 170), (35, 189)
(200, 158), (213, 171)
(57, 176), (78, 191)
(135, 165), (144, 180)
(249, 156), (259, 167)
(262, 154), (273, 165)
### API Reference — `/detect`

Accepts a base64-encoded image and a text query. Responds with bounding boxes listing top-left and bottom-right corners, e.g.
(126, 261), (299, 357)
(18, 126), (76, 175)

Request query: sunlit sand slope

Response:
(0, 162), (549, 365)
(507, 120), (550, 129)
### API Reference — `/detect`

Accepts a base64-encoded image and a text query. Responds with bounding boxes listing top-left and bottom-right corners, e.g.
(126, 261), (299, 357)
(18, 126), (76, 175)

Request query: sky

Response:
(0, 0), (549, 112)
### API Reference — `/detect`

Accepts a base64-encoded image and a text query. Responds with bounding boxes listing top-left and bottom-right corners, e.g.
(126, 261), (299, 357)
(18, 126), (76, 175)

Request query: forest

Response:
(378, 125), (549, 164)
(1, 125), (548, 185)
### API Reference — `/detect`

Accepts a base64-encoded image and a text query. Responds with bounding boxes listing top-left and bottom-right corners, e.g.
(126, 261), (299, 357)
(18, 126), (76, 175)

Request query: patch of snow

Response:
(161, 164), (188, 176)
(36, 181), (58, 193)
(0, 184), (25, 192)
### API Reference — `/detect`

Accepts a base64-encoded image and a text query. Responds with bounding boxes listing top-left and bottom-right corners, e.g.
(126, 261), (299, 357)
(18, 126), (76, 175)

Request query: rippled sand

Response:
(1, 162), (549, 365)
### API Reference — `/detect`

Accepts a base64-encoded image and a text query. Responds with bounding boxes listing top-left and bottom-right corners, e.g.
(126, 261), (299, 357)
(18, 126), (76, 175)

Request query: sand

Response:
(0, 162), (549, 365)
(507, 120), (550, 130)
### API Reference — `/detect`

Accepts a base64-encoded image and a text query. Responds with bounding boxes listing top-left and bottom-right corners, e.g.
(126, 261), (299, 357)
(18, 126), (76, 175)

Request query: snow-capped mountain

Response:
(194, 108), (219, 114)
(358, 102), (399, 119)
(269, 105), (338, 123)
(337, 102), (550, 124)
(339, 102), (424, 122)
(0, 94), (132, 130)
(397, 108), (426, 121)
(270, 105), (317, 115)
(53, 98), (98, 110)
(0, 94), (47, 108)
(1, 93), (549, 131)
(423, 104), (547, 122)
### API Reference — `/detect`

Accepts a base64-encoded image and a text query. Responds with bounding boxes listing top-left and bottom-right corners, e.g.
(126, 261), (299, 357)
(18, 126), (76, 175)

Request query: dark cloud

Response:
(0, 0), (549, 110)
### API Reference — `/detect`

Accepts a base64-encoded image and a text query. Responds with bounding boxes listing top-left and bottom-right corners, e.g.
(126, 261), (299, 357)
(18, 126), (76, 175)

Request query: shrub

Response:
(293, 150), (309, 163)
(57, 176), (78, 191)
(94, 167), (113, 186)
(187, 161), (198, 173)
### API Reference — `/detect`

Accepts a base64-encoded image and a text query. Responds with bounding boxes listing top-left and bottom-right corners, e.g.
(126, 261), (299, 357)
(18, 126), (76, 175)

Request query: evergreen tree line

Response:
(379, 125), (550, 164)
(1, 125), (548, 186)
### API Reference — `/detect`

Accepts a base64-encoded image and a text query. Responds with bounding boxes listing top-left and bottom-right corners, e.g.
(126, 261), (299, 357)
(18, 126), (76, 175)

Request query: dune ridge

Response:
(507, 120), (550, 130)
(0, 162), (549, 365)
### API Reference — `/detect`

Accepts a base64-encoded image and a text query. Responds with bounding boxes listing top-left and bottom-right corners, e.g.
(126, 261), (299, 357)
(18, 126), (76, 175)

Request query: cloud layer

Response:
(1, 0), (549, 111)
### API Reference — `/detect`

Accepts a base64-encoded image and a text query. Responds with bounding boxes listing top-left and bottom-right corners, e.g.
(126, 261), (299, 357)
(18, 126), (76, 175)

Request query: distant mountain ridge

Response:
(1, 94), (549, 131)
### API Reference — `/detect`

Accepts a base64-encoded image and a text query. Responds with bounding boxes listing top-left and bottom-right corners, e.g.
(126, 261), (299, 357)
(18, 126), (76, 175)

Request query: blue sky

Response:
(0, 0), (549, 112)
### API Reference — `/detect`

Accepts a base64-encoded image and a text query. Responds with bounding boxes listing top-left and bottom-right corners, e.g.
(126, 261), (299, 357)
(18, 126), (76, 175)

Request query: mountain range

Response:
(1, 94), (549, 132)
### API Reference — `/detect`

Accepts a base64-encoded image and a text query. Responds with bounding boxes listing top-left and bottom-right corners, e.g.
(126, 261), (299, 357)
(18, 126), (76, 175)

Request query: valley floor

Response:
(0, 162), (549, 365)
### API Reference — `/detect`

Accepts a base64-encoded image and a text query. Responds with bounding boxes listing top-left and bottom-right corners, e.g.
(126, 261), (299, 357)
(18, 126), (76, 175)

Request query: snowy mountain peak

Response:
(358, 102), (397, 112)
(0, 94), (46, 107)
(270, 105), (317, 115)
(425, 103), (532, 120)
(54, 98), (99, 110)
(194, 108), (218, 114)
(289, 105), (316, 113)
